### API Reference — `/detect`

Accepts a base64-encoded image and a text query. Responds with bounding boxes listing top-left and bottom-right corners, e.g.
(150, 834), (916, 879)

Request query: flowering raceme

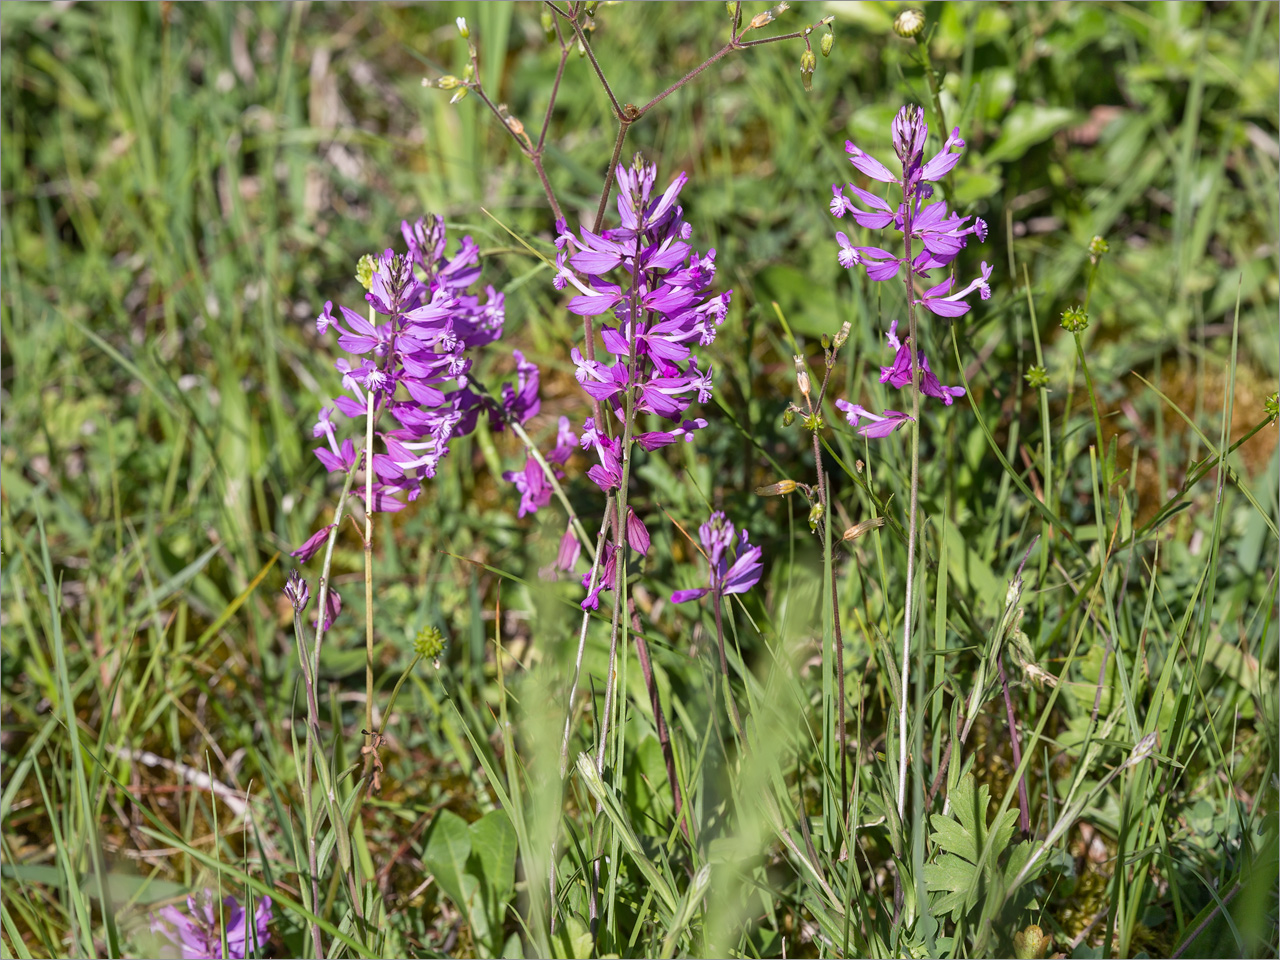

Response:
(830, 105), (990, 437)
(543, 157), (730, 608)
(293, 215), (534, 559)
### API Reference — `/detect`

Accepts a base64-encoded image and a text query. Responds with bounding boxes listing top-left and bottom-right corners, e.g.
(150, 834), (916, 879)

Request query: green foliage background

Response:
(1, 2), (1276, 958)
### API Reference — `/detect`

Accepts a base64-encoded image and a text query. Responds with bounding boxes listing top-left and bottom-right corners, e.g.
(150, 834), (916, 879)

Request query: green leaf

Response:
(924, 774), (1019, 921)
(983, 105), (1077, 164)
(469, 809), (518, 909)
(424, 810), (483, 939)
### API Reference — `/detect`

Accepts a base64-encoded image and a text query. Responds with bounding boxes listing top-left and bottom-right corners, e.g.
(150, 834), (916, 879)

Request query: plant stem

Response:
(363, 392), (375, 767)
(898, 201), (921, 820)
(997, 652), (1031, 836)
(711, 590), (744, 740)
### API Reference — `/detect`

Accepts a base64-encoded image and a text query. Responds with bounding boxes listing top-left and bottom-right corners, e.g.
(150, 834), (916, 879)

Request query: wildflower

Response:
(290, 524), (335, 564)
(313, 588), (341, 632)
(835, 400), (914, 439)
(151, 890), (272, 959)
(878, 321), (965, 404)
(556, 158), (729, 496)
(305, 214), (507, 522)
(283, 571), (310, 612)
(670, 512), (763, 604)
(503, 417), (576, 517)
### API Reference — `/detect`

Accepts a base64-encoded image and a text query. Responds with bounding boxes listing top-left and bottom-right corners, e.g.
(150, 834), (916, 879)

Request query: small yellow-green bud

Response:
(585, 0), (599, 16)
(413, 625), (447, 665)
(802, 411), (824, 432)
(1266, 392), (1279, 421)
(726, 1), (735, 14)
(807, 502), (824, 531)
(755, 479), (799, 496)
(355, 254), (376, 291)
(455, 16), (469, 38)
(893, 9), (926, 38)
(437, 74), (461, 90)
(820, 31), (834, 57)
(832, 321), (851, 350)
(577, 38), (586, 58)
(1060, 305), (1089, 333)
(782, 408), (796, 427)
(462, 61), (474, 81)
(1024, 365), (1049, 389)
(800, 48), (816, 91)
(449, 87), (468, 104)
(1089, 235), (1110, 258)
(541, 7), (555, 40)
(1012, 924), (1051, 960)
(820, 332), (831, 351)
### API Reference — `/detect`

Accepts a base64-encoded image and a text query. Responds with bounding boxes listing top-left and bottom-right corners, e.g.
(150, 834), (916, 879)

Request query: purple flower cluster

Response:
(830, 106), (989, 437)
(306, 215), (517, 516)
(557, 159), (729, 471)
(670, 511), (763, 605)
(835, 319), (965, 438)
(151, 890), (272, 959)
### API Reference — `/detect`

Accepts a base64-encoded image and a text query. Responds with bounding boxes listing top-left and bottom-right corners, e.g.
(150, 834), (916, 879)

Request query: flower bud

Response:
(449, 87), (468, 105)
(782, 408), (796, 427)
(1012, 924), (1051, 960)
(800, 48), (816, 91)
(413, 625), (447, 666)
(541, 7), (555, 40)
(725, 1), (735, 14)
(755, 479), (798, 496)
(893, 9), (926, 38)
(437, 74), (461, 90)
(1059, 305), (1089, 333)
(794, 355), (811, 399)
(1122, 732), (1159, 770)
(284, 570), (310, 611)
(1024, 365), (1049, 389)
(462, 61), (474, 81)
(355, 254), (376, 291)
(832, 321), (851, 350)
(841, 517), (885, 541)
(585, 1), (599, 16)
(820, 333), (831, 351)
(455, 16), (469, 38)
(820, 31), (834, 57)
(1088, 235), (1110, 259)
(577, 38), (586, 58)
(1266, 391), (1278, 421)
(807, 502), (824, 531)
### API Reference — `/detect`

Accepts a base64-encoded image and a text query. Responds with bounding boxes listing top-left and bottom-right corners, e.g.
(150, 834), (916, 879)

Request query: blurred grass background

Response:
(1, 2), (1277, 957)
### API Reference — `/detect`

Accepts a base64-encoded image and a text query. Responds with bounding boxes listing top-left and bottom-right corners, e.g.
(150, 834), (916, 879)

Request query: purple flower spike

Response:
(670, 511), (763, 605)
(151, 890), (272, 959)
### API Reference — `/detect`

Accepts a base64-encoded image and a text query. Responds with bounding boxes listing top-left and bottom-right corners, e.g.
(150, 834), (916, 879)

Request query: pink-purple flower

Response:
(670, 512), (763, 605)
(150, 890), (271, 959)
